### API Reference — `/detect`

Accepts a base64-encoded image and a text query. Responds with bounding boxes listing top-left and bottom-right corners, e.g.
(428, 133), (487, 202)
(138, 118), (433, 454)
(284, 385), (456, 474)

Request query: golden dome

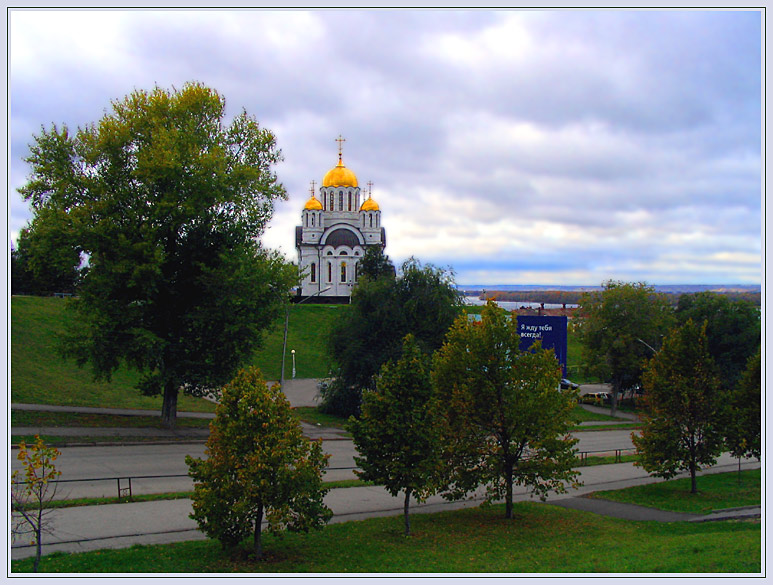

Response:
(322, 155), (358, 188)
(304, 195), (323, 210)
(360, 196), (379, 211)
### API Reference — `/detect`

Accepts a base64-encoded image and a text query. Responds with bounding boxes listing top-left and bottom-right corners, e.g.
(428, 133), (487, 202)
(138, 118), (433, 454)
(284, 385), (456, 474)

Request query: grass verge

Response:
(11, 500), (760, 573)
(589, 468), (761, 514)
(11, 410), (212, 429)
(15, 480), (374, 511)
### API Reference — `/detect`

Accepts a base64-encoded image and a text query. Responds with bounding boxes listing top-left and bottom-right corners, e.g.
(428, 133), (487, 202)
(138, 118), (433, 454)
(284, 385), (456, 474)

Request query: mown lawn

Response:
(590, 468), (761, 514)
(11, 501), (760, 573)
(11, 296), (342, 410)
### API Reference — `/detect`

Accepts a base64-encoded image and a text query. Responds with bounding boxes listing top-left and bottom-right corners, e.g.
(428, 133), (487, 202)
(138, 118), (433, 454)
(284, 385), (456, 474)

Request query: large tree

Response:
(348, 334), (441, 535)
(186, 367), (331, 559)
(633, 319), (725, 494)
(18, 83), (296, 427)
(321, 257), (464, 416)
(432, 303), (581, 519)
(675, 291), (760, 391)
(578, 280), (674, 415)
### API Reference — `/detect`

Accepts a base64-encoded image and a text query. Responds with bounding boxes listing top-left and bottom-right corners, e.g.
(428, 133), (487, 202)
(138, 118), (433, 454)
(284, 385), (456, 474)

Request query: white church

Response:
(295, 137), (385, 302)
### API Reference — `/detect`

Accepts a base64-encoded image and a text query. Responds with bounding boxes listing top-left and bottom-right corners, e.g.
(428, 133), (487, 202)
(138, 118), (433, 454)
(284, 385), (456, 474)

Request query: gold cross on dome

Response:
(335, 134), (346, 157)
(367, 181), (373, 197)
(309, 180), (316, 196)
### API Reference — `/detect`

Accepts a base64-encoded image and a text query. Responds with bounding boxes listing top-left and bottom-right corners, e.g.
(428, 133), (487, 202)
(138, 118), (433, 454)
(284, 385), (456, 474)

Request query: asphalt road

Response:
(12, 429), (637, 501)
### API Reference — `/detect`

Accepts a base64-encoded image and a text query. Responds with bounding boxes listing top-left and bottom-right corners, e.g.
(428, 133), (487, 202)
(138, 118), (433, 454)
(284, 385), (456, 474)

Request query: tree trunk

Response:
(161, 380), (178, 429)
(254, 503), (264, 560)
(610, 379), (620, 417)
(34, 500), (42, 572)
(505, 463), (514, 519)
(690, 462), (698, 494)
(403, 489), (412, 536)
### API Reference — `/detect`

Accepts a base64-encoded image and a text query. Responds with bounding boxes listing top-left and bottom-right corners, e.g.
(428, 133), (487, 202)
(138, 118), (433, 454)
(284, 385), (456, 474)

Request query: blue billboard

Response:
(517, 315), (568, 376)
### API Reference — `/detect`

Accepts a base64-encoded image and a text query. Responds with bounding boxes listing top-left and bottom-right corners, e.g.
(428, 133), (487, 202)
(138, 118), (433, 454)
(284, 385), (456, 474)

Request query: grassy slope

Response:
(12, 297), (593, 410)
(11, 500), (760, 573)
(10, 296), (345, 411)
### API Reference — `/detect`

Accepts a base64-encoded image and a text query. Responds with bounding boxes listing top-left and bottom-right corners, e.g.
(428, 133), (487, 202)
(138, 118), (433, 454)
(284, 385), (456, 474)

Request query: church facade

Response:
(295, 138), (385, 301)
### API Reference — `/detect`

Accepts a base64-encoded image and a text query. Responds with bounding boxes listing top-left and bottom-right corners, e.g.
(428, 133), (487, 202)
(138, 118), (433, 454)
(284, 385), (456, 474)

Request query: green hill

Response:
(10, 296), (342, 411)
(11, 296), (589, 411)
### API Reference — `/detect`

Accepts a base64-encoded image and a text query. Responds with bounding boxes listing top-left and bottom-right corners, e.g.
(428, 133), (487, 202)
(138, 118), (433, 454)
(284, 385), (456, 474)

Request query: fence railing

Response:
(13, 450), (636, 503)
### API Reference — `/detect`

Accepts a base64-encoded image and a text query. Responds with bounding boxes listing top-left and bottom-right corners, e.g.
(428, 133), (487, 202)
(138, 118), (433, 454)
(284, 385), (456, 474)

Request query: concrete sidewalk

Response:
(10, 454), (760, 561)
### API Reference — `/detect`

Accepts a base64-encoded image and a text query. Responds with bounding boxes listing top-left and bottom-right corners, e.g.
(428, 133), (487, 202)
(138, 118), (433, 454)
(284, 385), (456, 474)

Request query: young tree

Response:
(18, 83), (297, 427)
(633, 319), (725, 494)
(432, 303), (581, 519)
(578, 280), (674, 415)
(11, 436), (61, 572)
(186, 367), (332, 560)
(675, 292), (760, 391)
(725, 346), (761, 462)
(322, 257), (464, 416)
(348, 334), (441, 536)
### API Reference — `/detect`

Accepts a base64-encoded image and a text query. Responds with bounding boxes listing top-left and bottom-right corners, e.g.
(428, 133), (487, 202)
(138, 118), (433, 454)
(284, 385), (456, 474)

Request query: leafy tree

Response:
(725, 346), (761, 461)
(14, 212), (82, 295)
(633, 319), (725, 494)
(18, 83), (296, 428)
(348, 334), (441, 536)
(321, 257), (464, 416)
(356, 245), (395, 281)
(432, 303), (581, 519)
(675, 292), (760, 391)
(11, 245), (34, 295)
(578, 280), (674, 415)
(11, 436), (61, 572)
(186, 367), (331, 560)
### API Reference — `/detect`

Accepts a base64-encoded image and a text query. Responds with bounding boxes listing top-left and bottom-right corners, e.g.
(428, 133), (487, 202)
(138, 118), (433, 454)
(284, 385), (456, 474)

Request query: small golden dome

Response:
(360, 196), (379, 211)
(322, 155), (358, 188)
(304, 195), (323, 210)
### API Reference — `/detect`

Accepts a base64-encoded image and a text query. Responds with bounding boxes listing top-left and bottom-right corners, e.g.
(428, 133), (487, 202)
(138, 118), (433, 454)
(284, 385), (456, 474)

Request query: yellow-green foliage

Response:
(186, 367), (332, 558)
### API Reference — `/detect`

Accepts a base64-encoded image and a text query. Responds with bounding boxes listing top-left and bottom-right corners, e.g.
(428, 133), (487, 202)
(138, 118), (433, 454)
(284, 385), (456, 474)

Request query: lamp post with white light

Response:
(280, 287), (331, 391)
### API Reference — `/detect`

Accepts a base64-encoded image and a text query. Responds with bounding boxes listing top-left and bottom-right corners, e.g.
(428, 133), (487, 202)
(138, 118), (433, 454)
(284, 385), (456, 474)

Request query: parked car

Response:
(580, 392), (611, 405)
(560, 378), (580, 390)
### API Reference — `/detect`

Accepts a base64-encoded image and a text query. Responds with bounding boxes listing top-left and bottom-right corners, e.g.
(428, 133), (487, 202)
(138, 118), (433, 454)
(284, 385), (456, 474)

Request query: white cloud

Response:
(7, 8), (762, 286)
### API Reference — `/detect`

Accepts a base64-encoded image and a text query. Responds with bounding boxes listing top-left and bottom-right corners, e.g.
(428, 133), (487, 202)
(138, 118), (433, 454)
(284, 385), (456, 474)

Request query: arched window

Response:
(311, 214), (315, 227)
(340, 262), (347, 283)
(327, 262), (332, 283)
(340, 250), (348, 256)
(310, 262), (316, 283)
(339, 191), (344, 210)
(348, 193), (352, 211)
(369, 214), (373, 228)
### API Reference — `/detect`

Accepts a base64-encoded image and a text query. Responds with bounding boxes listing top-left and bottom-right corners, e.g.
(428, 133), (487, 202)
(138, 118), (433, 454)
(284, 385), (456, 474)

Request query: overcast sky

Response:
(7, 8), (763, 286)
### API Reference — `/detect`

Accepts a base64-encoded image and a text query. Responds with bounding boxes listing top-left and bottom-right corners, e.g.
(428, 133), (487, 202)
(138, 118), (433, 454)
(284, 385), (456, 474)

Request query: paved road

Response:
(12, 429), (637, 501)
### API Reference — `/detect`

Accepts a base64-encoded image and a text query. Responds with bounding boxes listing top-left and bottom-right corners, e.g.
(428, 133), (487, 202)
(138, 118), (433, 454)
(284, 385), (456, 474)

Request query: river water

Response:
(463, 296), (578, 310)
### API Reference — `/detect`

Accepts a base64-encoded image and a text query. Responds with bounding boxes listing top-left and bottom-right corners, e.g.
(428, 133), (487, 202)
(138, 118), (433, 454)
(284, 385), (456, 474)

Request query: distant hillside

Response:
(457, 284), (761, 294)
(463, 287), (761, 307)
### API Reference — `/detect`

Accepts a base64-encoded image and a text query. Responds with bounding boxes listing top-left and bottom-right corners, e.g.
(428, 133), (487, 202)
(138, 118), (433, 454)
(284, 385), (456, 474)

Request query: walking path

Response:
(10, 454), (760, 561)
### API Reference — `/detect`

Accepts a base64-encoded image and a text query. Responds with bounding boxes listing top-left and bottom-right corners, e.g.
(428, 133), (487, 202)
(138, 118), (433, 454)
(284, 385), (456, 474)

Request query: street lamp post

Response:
(279, 287), (331, 391)
(291, 349), (296, 379)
